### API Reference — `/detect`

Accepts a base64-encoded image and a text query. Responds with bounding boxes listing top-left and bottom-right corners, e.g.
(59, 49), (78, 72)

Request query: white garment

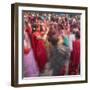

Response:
(69, 34), (75, 51)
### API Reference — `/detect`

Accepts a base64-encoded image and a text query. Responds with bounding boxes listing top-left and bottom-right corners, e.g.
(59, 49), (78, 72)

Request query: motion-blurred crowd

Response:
(23, 12), (80, 77)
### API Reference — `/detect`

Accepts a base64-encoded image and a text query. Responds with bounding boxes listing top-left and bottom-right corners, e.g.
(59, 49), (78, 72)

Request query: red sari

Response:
(31, 31), (47, 73)
(69, 39), (80, 75)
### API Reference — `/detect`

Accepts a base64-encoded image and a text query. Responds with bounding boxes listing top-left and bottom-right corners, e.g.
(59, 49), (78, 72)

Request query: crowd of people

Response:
(23, 11), (80, 77)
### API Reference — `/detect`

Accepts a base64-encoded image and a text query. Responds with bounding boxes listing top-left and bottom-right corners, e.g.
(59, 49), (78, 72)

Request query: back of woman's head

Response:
(75, 31), (80, 39)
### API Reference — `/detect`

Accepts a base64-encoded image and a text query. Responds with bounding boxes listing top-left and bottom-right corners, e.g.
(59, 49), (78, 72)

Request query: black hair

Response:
(48, 37), (59, 46)
(32, 23), (37, 32)
(40, 25), (43, 32)
(75, 31), (80, 39)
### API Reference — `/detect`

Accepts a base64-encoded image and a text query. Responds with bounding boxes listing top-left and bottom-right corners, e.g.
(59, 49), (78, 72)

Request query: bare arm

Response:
(37, 27), (49, 40)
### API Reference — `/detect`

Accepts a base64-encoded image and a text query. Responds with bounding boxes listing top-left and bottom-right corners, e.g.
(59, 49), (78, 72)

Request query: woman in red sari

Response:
(31, 22), (48, 73)
(69, 31), (80, 75)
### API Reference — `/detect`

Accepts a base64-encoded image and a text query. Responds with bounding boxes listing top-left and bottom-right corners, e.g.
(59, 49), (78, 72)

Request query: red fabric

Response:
(69, 40), (80, 75)
(25, 26), (32, 36)
(24, 48), (30, 54)
(31, 31), (47, 72)
(72, 40), (80, 65)
(59, 65), (66, 75)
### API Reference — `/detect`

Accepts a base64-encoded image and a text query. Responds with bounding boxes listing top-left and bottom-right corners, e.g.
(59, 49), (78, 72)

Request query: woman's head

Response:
(32, 23), (38, 32)
(48, 25), (59, 46)
(75, 31), (80, 39)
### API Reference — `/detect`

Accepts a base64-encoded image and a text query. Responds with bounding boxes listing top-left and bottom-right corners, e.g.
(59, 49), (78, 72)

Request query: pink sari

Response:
(24, 27), (39, 77)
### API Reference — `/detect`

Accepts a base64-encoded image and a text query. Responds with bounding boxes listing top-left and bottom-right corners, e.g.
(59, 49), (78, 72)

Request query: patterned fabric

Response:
(49, 45), (70, 76)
